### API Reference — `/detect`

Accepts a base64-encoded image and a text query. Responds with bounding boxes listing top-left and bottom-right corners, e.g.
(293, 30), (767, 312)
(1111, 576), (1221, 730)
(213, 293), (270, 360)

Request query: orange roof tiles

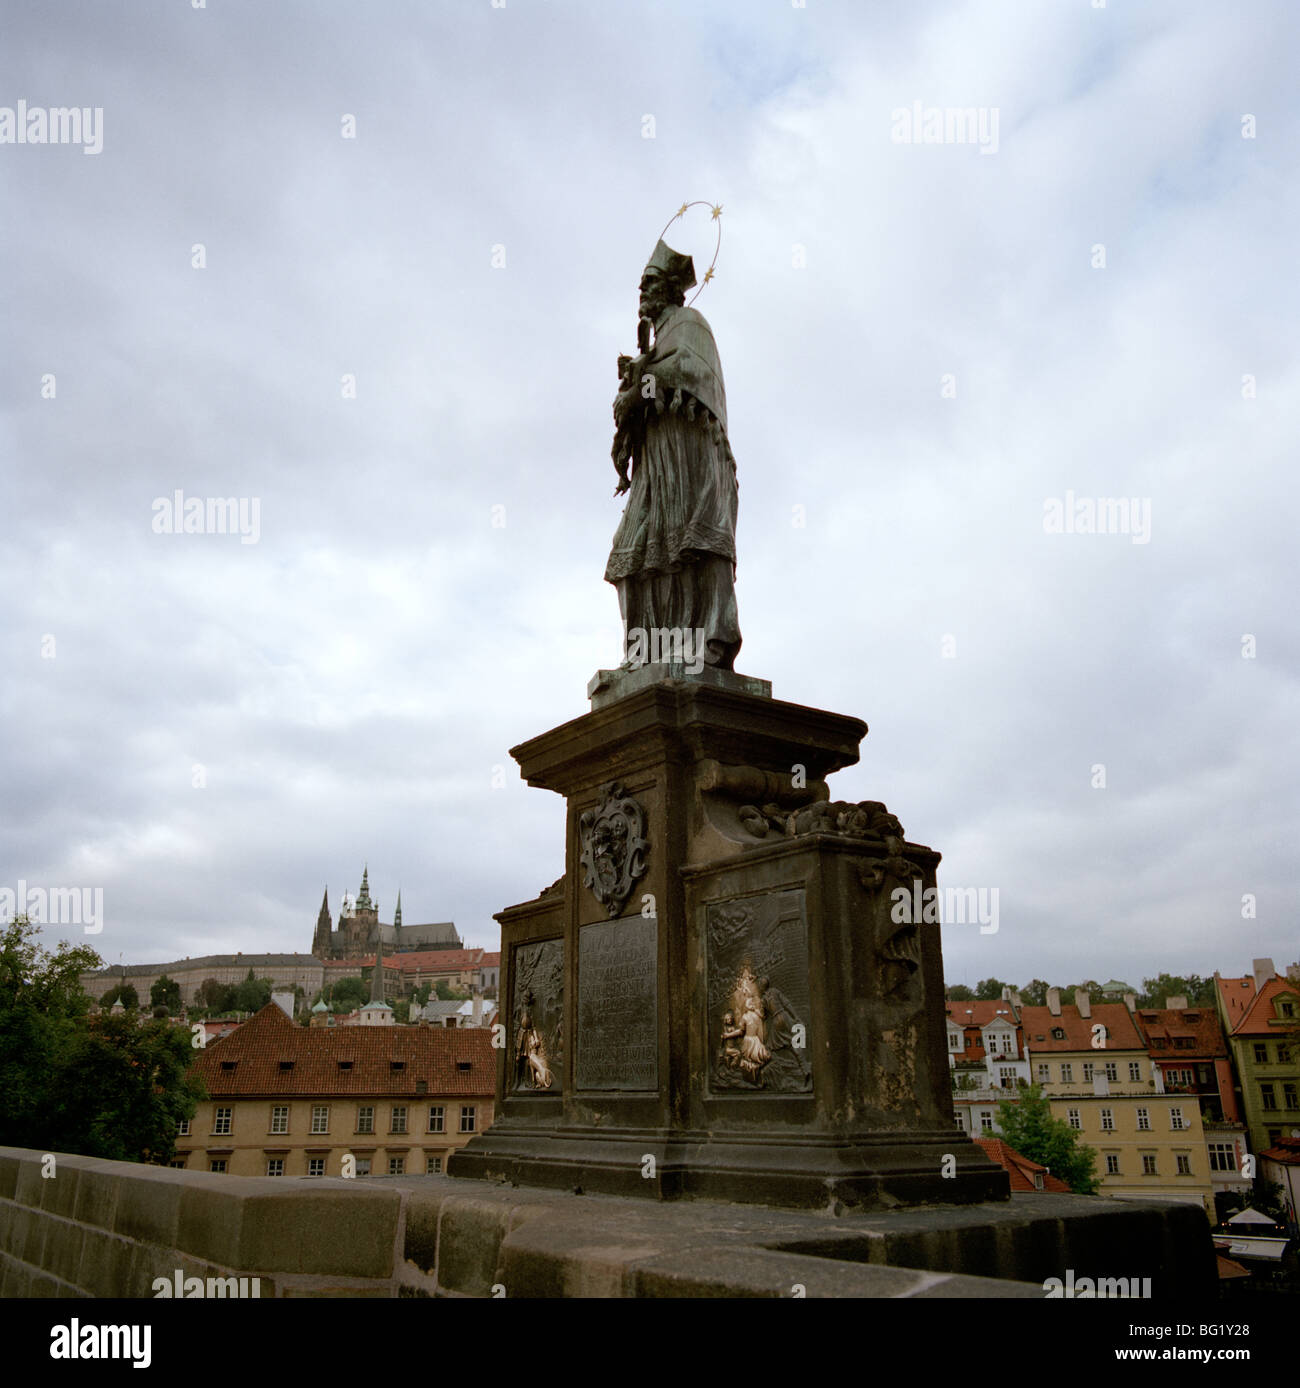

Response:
(973, 1138), (1071, 1193)
(193, 1003), (494, 1098)
(1134, 1007), (1228, 1058)
(1218, 973), (1299, 1037)
(1019, 1002), (1144, 1051)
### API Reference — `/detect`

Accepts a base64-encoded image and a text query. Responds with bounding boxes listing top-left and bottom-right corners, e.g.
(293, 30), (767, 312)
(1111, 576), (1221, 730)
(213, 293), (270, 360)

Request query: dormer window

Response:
(279, 1060), (294, 1071)
(1051, 1028), (1065, 1040)
(390, 1061), (406, 1072)
(220, 1060), (237, 1071)
(338, 1060), (353, 1071)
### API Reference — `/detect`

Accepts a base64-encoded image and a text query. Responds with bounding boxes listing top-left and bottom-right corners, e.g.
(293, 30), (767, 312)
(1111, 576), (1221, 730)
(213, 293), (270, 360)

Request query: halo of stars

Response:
(656, 200), (723, 307)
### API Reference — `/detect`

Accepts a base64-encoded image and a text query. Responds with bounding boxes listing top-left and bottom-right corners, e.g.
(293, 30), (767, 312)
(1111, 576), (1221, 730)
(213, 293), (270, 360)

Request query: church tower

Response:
(346, 865), (380, 955)
(393, 890), (403, 951)
(312, 887), (332, 958)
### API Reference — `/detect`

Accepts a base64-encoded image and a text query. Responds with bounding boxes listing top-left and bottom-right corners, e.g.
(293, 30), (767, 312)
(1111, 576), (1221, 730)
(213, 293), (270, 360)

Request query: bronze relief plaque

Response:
(576, 914), (659, 1091)
(706, 887), (812, 1093)
(510, 938), (564, 1094)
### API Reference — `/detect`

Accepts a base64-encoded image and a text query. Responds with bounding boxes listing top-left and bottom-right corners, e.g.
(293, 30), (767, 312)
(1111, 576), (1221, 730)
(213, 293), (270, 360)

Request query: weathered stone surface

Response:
(589, 664), (771, 709)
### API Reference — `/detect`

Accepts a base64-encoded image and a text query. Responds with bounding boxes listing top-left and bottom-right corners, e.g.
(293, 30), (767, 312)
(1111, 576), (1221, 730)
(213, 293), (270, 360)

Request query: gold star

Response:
(676, 203), (689, 218)
(702, 267), (715, 284)
(711, 204), (723, 220)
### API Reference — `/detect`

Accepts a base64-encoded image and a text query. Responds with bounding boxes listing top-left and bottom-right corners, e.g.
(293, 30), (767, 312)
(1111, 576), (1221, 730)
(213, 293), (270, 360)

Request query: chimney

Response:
(472, 990), (483, 1027)
(272, 989), (295, 1020)
(1252, 958), (1275, 994)
(1047, 988), (1061, 1017)
(1077, 992), (1091, 1019)
(1123, 992), (1137, 1013)
(1165, 994), (1187, 1011)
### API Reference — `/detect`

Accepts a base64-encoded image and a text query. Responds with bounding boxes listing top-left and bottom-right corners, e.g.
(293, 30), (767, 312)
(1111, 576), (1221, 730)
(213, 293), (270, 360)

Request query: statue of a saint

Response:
(605, 239), (741, 670)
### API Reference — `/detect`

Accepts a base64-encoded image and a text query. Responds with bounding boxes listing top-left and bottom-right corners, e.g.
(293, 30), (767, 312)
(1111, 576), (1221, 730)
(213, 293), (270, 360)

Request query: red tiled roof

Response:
(1134, 1007), (1228, 1058)
(973, 1138), (1071, 1193)
(1259, 1137), (1300, 1166)
(1217, 973), (1299, 1037)
(193, 1003), (494, 1097)
(1019, 1003), (1144, 1052)
(1215, 974), (1259, 1031)
(479, 952), (501, 967)
(945, 1001), (1020, 1026)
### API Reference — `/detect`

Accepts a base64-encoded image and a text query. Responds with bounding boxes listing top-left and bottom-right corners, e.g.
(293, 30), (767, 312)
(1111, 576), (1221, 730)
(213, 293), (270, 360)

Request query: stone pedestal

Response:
(449, 674), (1008, 1210)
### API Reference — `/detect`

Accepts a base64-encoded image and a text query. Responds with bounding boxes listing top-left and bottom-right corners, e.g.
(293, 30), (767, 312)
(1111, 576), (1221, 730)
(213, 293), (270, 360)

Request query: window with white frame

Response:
(460, 1106), (477, 1133)
(1083, 1063), (1094, 1082)
(209, 1159), (227, 1173)
(426, 1154), (443, 1174)
(1067, 1108), (1081, 1131)
(213, 1107), (232, 1136)
(1036, 1064), (1049, 1082)
(1176, 1154), (1191, 1175)
(178, 1118), (190, 1136)
(390, 1105), (408, 1135)
(1169, 1106), (1185, 1131)
(1104, 1062), (1117, 1081)
(356, 1105), (375, 1134)
(1100, 1108), (1114, 1132)
(1106, 1154), (1120, 1174)
(388, 1156), (405, 1175)
(1208, 1142), (1237, 1172)
(1136, 1107), (1149, 1131)
(1060, 1063), (1073, 1083)
(979, 1111), (993, 1132)
(1142, 1154), (1157, 1175)
(311, 1105), (329, 1134)
(307, 1157), (325, 1177)
(270, 1105), (288, 1134)
(428, 1105), (444, 1133)
(266, 1158), (284, 1176)
(1128, 1061), (1142, 1082)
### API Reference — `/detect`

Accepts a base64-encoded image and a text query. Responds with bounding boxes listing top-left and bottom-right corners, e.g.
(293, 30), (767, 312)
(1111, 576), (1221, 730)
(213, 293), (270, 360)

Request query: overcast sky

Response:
(2, 0), (1295, 992)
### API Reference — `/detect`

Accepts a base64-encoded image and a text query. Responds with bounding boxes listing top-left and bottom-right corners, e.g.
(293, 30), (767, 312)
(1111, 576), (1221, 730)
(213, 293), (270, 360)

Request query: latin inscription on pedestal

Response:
(706, 887), (813, 1093)
(576, 915), (658, 1090)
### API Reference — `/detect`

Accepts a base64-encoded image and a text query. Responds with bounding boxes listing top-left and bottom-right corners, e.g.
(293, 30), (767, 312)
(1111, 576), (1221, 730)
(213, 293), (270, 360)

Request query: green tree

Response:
(412, 982), (432, 1008)
(1020, 979), (1049, 1006)
(233, 973), (272, 1014)
(434, 980), (469, 1001)
(330, 976), (367, 1010)
(194, 977), (234, 1014)
(1135, 973), (1215, 1008)
(996, 1084), (1099, 1194)
(150, 974), (182, 1015)
(102, 982), (140, 1011)
(946, 984), (975, 1001)
(0, 916), (204, 1162)
(974, 978), (1009, 1002)
(391, 998), (412, 1024)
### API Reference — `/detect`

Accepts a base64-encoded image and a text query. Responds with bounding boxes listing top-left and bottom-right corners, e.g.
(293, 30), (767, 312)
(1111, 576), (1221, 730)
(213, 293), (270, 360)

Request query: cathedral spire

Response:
(312, 886), (332, 956)
(394, 890), (402, 931)
(356, 864), (374, 912)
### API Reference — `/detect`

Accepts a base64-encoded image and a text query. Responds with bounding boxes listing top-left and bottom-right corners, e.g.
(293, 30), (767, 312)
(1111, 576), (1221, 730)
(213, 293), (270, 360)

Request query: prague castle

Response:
(311, 866), (462, 959)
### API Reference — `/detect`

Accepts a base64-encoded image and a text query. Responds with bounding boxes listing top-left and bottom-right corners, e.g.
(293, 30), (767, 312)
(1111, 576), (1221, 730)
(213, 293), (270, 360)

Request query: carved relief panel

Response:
(706, 887), (813, 1094)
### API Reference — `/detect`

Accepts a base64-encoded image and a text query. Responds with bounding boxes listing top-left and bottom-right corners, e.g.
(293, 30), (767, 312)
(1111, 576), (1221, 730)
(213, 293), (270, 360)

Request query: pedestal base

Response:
(450, 678), (1008, 1212)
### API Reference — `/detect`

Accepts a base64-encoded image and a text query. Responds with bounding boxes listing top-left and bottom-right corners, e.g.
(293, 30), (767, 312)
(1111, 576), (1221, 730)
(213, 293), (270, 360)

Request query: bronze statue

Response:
(605, 238), (741, 670)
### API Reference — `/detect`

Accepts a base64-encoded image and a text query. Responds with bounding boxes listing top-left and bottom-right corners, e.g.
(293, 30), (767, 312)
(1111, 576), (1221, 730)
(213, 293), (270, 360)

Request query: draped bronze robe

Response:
(604, 304), (741, 669)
